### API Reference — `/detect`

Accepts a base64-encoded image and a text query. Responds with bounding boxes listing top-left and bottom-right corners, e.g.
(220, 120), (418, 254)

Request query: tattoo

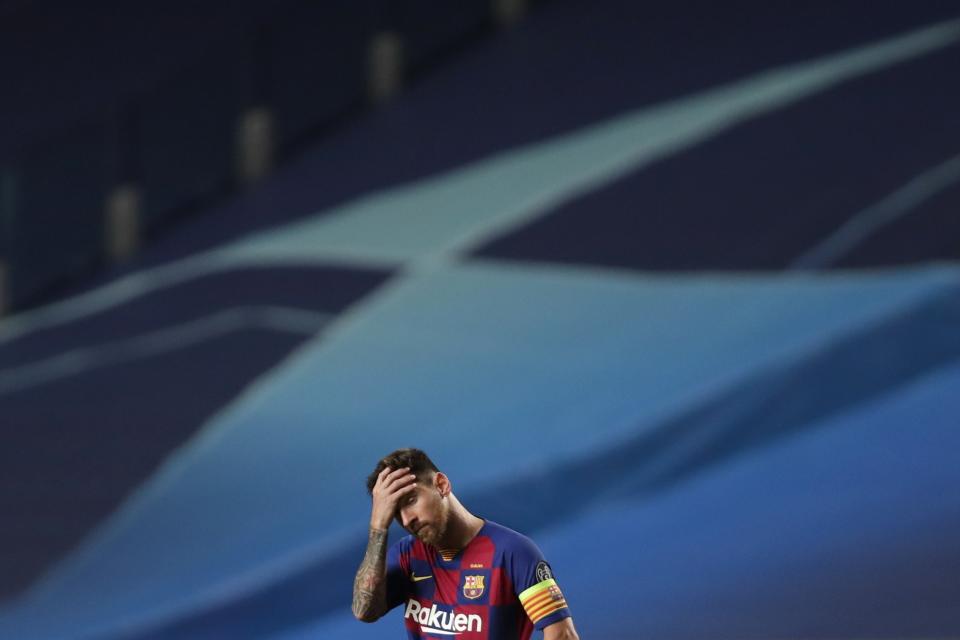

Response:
(352, 527), (389, 621)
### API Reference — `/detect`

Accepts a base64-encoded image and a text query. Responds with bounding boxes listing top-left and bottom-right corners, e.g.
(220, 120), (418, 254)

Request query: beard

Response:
(416, 507), (449, 546)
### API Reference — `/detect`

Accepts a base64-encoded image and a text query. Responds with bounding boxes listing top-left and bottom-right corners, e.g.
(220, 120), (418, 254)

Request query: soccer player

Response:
(352, 448), (579, 639)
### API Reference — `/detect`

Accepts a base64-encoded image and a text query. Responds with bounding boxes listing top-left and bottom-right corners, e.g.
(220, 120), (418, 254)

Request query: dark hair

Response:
(366, 448), (440, 495)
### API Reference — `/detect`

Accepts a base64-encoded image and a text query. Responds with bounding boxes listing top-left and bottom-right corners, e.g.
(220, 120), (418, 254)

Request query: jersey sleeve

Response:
(509, 535), (572, 630)
(384, 538), (410, 611)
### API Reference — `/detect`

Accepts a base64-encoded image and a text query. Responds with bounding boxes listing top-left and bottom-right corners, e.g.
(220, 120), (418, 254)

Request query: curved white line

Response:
(1, 17), (957, 350)
(792, 153), (960, 269)
(0, 306), (330, 395)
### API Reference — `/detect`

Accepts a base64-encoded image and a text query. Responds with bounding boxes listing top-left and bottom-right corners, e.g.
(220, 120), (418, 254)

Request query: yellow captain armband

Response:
(518, 578), (568, 624)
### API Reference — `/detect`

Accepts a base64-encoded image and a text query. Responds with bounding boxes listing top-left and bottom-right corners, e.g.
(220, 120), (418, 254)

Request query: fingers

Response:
(378, 467), (410, 489)
(385, 474), (417, 497)
(377, 466), (409, 484)
(392, 481), (417, 498)
(370, 467), (419, 529)
(385, 466), (411, 482)
(376, 467), (417, 495)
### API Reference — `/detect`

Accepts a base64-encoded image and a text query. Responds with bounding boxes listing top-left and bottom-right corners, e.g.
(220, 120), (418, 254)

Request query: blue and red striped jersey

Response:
(385, 520), (571, 639)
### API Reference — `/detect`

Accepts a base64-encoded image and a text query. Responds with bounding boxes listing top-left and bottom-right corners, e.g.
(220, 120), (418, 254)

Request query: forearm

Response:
(352, 527), (390, 622)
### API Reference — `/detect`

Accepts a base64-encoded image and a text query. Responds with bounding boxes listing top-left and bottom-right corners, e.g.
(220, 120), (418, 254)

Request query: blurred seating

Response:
(0, 0), (513, 313)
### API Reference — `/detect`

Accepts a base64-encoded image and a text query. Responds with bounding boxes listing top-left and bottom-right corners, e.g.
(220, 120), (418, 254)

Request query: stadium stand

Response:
(1, 1), (958, 638)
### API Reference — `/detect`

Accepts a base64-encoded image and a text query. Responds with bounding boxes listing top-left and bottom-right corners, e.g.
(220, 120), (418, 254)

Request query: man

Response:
(353, 448), (580, 639)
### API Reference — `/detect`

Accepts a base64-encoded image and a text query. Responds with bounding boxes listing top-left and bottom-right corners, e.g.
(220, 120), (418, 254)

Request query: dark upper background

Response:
(2, 0), (959, 315)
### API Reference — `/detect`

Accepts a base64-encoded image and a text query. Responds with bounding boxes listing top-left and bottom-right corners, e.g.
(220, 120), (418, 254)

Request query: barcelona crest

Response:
(463, 574), (485, 599)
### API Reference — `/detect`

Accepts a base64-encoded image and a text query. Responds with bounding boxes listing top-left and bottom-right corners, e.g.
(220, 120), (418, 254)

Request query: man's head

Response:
(367, 448), (451, 546)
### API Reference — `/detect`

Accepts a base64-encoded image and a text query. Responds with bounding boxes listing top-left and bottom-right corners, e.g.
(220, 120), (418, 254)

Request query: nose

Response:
(400, 507), (417, 530)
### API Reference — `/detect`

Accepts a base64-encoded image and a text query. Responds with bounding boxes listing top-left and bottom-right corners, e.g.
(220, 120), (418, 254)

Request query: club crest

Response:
(463, 574), (485, 599)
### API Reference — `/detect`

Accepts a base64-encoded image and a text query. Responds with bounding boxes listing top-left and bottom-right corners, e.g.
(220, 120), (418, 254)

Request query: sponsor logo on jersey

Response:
(404, 600), (483, 635)
(463, 574), (485, 599)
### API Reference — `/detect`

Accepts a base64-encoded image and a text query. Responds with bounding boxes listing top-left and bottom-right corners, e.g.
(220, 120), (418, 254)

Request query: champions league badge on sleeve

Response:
(535, 561), (553, 582)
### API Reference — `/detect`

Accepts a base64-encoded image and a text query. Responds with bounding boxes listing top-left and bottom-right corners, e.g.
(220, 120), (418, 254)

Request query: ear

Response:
(434, 472), (451, 497)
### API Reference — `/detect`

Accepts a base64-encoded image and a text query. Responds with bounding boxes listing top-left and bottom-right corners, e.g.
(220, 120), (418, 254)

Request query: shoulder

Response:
(389, 532), (417, 557)
(483, 520), (542, 559)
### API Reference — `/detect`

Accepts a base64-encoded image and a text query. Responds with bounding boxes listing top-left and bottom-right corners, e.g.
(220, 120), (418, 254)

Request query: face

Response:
(396, 473), (449, 546)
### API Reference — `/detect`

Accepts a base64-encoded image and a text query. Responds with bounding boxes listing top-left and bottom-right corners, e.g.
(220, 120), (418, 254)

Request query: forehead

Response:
(399, 480), (431, 506)
(396, 483), (430, 518)
(408, 479), (431, 495)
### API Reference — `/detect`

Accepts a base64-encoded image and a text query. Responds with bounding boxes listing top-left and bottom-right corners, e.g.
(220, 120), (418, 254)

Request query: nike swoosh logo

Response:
(411, 573), (433, 582)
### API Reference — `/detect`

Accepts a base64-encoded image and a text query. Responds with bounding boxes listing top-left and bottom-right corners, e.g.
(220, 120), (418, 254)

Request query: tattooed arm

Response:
(352, 466), (418, 622)
(352, 527), (390, 621)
